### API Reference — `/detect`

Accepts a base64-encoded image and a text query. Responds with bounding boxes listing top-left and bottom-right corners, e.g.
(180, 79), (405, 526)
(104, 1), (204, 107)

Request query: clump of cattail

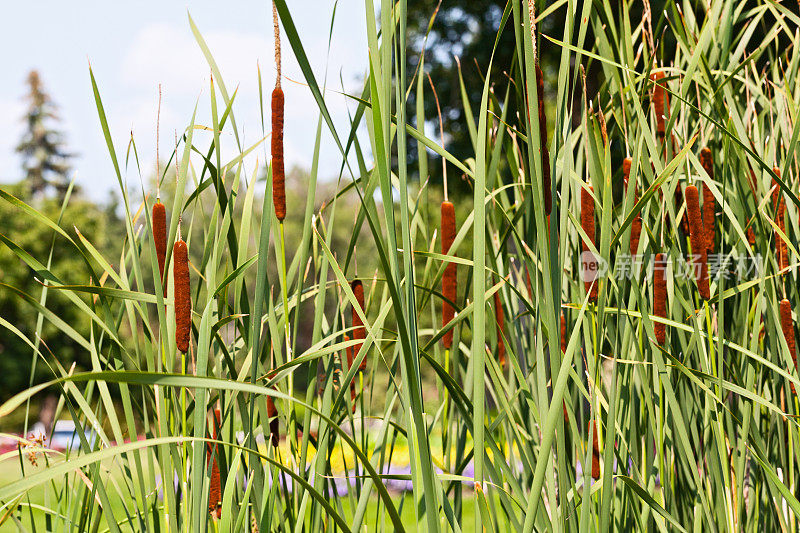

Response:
(351, 280), (366, 371)
(653, 253), (667, 345)
(173, 234), (191, 353)
(781, 299), (797, 395)
(699, 148), (715, 253)
(207, 408), (221, 518)
(152, 200), (167, 291)
(271, 3), (285, 221)
(590, 421), (600, 479)
(623, 157), (641, 256)
(772, 166), (788, 271)
(685, 185), (710, 300)
(536, 63), (551, 215)
(494, 290), (506, 368)
(441, 201), (457, 348)
(580, 184), (598, 302)
(651, 70), (669, 138)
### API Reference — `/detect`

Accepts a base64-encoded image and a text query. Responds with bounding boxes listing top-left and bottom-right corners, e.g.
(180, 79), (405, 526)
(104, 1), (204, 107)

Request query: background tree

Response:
(15, 70), (72, 196)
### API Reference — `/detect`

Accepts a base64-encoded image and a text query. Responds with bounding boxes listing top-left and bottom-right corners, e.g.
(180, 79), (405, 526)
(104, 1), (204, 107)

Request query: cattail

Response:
(773, 167), (788, 271)
(590, 421), (601, 479)
(699, 148), (716, 253)
(580, 185), (598, 302)
(351, 280), (366, 371)
(781, 299), (797, 395)
(441, 201), (457, 348)
(271, 3), (285, 221)
(267, 395), (279, 446)
(623, 157), (641, 256)
(651, 71), (669, 137)
(536, 63), (551, 215)
(152, 201), (167, 290)
(271, 88), (285, 221)
(494, 290), (506, 368)
(173, 238), (191, 353)
(343, 334), (356, 407)
(207, 408), (221, 518)
(654, 253), (667, 345)
(560, 314), (567, 353)
(685, 185), (710, 300)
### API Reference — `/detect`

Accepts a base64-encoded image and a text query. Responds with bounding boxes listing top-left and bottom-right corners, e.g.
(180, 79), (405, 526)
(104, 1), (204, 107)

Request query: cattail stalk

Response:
(685, 185), (710, 300)
(623, 157), (641, 256)
(781, 299), (797, 395)
(581, 185), (598, 302)
(654, 253), (667, 345)
(699, 148), (715, 253)
(441, 201), (457, 348)
(173, 236), (191, 353)
(494, 290), (506, 368)
(271, 2), (285, 221)
(351, 280), (366, 371)
(536, 63), (551, 215)
(152, 200), (167, 292)
(207, 408), (221, 518)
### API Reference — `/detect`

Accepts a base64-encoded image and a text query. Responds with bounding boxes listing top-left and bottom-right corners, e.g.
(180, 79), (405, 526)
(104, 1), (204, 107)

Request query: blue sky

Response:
(0, 1), (368, 200)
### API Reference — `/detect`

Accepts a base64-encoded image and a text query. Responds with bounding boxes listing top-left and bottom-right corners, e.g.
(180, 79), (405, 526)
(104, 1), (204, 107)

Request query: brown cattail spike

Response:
(271, 87), (285, 221)
(207, 408), (222, 518)
(685, 185), (710, 300)
(344, 334), (357, 409)
(351, 280), (366, 371)
(152, 201), (167, 291)
(651, 71), (669, 137)
(173, 239), (191, 353)
(699, 148), (715, 253)
(494, 290), (506, 368)
(781, 299), (797, 395)
(590, 421), (601, 479)
(623, 157), (641, 256)
(535, 63), (551, 215)
(441, 201), (457, 348)
(580, 185), (598, 302)
(773, 166), (788, 272)
(267, 395), (279, 446)
(560, 314), (567, 354)
(653, 253), (667, 345)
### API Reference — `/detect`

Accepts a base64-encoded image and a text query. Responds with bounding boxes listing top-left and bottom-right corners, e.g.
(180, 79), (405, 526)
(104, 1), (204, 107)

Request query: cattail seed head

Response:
(623, 157), (641, 256)
(654, 253), (667, 345)
(781, 299), (797, 395)
(173, 239), (191, 353)
(494, 290), (506, 368)
(651, 71), (669, 137)
(560, 314), (567, 354)
(271, 87), (286, 221)
(207, 408), (221, 518)
(581, 185), (598, 302)
(590, 421), (601, 479)
(536, 63), (551, 215)
(773, 167), (788, 271)
(700, 148), (715, 253)
(351, 280), (366, 371)
(685, 185), (710, 300)
(267, 395), (279, 446)
(441, 201), (457, 348)
(152, 201), (167, 291)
